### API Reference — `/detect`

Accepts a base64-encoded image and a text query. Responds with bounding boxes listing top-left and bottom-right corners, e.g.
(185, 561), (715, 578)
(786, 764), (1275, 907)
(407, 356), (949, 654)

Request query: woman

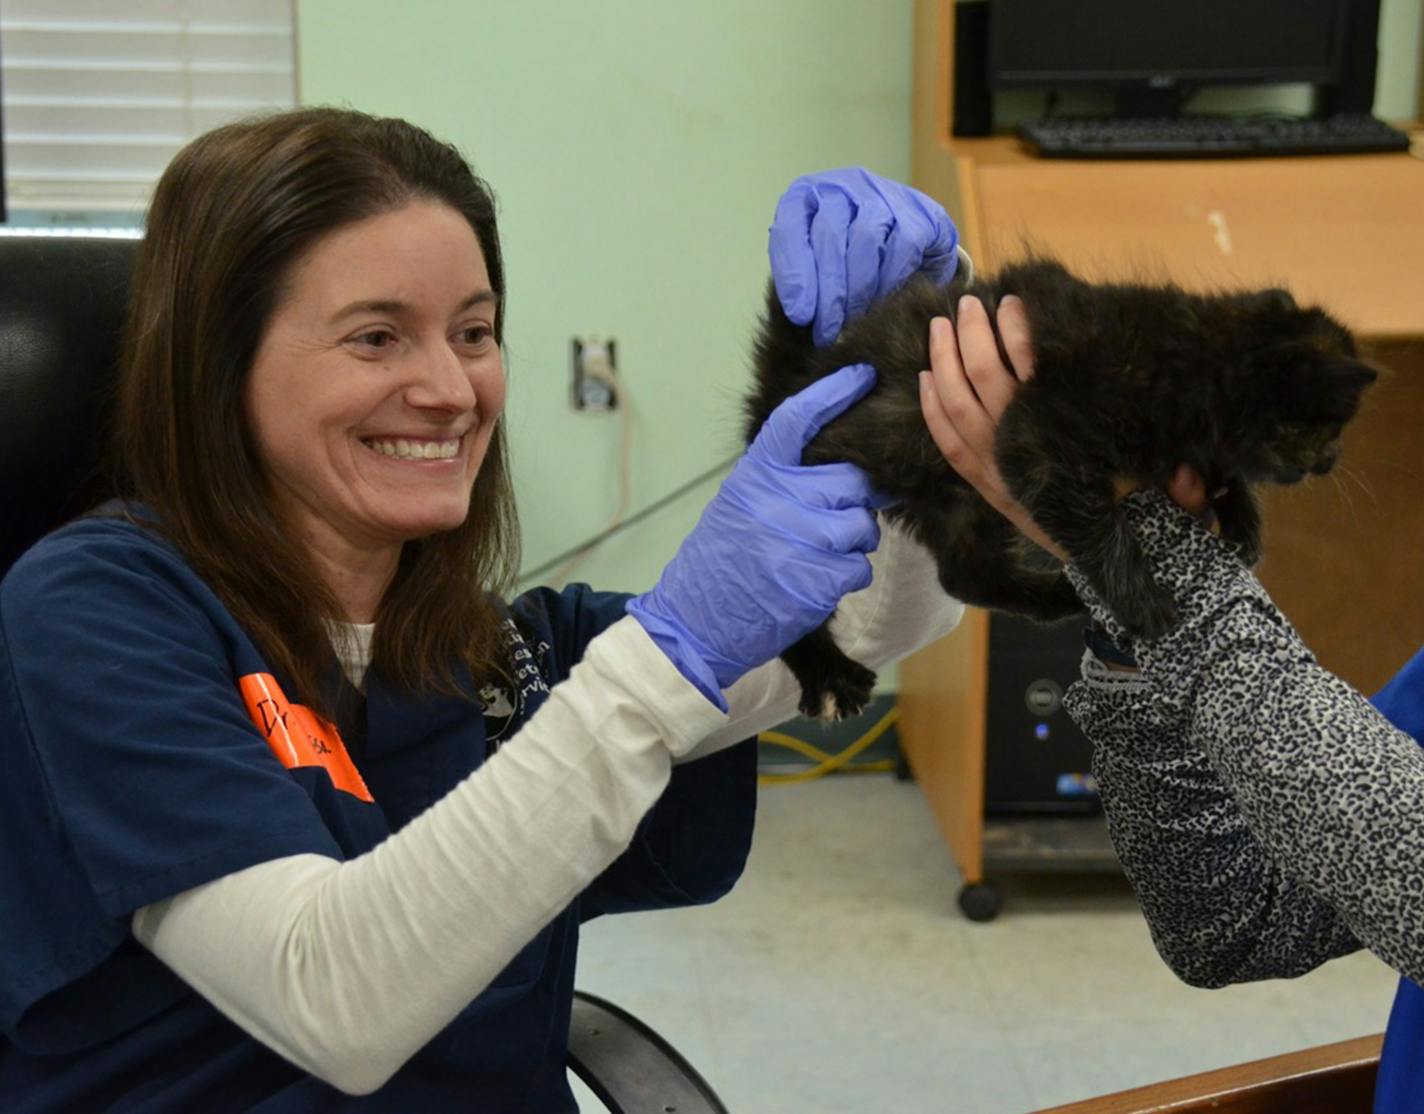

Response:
(921, 293), (1424, 1113)
(0, 112), (962, 1110)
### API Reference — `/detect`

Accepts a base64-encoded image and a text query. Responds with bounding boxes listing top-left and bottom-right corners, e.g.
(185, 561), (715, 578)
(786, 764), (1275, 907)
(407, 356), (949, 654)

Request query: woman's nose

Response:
(403, 342), (477, 412)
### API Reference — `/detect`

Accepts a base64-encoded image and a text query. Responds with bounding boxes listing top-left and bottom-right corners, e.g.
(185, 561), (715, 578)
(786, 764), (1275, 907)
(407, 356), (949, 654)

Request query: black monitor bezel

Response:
(986, 0), (1352, 92)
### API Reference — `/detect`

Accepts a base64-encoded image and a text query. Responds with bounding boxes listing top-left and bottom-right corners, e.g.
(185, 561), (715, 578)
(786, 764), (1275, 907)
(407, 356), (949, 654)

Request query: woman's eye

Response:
(458, 324), (493, 347)
(351, 329), (397, 350)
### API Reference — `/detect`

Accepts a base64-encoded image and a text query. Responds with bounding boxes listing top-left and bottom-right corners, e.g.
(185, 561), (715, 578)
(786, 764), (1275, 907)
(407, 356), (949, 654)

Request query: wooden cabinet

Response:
(901, 0), (1424, 907)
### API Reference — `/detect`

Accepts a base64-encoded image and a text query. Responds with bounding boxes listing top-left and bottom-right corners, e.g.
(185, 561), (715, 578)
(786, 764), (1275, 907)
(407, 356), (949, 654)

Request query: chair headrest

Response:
(0, 236), (137, 575)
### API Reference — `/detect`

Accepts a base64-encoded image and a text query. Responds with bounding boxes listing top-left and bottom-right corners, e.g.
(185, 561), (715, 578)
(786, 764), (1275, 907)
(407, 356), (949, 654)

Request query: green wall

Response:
(298, 0), (915, 603)
(1377, 0), (1423, 119)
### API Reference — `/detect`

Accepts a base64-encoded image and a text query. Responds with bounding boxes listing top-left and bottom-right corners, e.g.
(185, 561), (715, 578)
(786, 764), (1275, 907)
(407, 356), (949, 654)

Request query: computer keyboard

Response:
(1017, 114), (1413, 158)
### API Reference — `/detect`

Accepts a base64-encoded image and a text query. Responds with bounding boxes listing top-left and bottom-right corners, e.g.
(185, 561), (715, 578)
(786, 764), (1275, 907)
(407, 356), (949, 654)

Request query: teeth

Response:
(365, 438), (459, 461)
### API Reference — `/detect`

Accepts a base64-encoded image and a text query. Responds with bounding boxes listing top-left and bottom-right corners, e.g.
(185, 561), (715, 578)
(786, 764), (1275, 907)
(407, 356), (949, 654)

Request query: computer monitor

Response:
(987, 0), (1351, 117)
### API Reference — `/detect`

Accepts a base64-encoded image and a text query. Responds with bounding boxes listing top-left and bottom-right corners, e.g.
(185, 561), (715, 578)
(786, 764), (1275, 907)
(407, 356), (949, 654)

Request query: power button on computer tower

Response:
(1024, 679), (1063, 718)
(987, 616), (1096, 813)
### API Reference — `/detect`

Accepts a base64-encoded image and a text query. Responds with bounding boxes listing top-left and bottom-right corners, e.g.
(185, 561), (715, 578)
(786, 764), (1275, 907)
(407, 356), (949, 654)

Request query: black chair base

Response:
(567, 990), (730, 1114)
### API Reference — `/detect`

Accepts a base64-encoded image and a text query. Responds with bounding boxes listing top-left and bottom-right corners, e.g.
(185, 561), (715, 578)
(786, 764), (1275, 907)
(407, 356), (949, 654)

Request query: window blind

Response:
(0, 0), (296, 217)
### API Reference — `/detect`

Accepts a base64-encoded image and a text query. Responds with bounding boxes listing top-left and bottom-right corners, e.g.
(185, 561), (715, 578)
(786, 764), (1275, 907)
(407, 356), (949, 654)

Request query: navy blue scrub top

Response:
(1369, 647), (1424, 1114)
(0, 511), (756, 1112)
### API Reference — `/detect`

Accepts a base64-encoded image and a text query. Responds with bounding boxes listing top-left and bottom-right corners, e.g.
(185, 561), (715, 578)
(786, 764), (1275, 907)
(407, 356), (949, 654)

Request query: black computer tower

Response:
(982, 613), (1099, 814)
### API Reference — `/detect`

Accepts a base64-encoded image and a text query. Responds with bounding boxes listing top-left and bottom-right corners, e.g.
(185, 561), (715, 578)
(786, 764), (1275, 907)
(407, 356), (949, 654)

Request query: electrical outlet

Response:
(571, 336), (618, 411)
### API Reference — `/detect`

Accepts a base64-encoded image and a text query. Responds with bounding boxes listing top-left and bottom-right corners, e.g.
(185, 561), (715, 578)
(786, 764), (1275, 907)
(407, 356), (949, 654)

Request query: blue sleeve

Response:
(511, 582), (634, 684)
(0, 524), (341, 1043)
(1372, 643), (1424, 744)
(511, 583), (759, 917)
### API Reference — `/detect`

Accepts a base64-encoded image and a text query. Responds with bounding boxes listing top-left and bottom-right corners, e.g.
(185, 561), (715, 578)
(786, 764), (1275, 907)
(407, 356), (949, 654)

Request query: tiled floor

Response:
(570, 772), (1398, 1113)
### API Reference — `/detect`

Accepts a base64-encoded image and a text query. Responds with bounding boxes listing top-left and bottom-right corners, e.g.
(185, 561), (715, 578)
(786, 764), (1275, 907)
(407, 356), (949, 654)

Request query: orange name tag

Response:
(238, 672), (374, 803)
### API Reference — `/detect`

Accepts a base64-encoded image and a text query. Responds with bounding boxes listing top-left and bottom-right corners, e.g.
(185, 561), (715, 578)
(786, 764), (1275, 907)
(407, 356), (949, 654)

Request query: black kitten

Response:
(745, 256), (1377, 721)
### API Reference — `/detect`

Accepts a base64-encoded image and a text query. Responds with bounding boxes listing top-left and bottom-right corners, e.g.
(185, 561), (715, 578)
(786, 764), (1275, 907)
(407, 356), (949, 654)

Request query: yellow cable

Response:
(755, 731), (896, 775)
(756, 731), (838, 764)
(757, 705), (900, 786)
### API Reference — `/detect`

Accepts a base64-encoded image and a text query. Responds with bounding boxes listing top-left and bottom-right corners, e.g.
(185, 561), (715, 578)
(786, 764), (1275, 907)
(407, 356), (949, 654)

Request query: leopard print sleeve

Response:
(1062, 489), (1424, 987)
(1066, 653), (1361, 986)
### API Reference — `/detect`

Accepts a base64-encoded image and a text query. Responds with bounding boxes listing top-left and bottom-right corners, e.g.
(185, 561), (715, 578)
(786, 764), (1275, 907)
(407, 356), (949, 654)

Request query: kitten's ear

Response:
(1254, 287), (1297, 312)
(1323, 359), (1379, 398)
(1293, 357), (1379, 422)
(1024, 255), (1075, 282)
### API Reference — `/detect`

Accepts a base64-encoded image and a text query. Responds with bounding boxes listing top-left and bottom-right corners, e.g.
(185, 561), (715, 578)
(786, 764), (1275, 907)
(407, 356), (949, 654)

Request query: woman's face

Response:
(245, 200), (505, 560)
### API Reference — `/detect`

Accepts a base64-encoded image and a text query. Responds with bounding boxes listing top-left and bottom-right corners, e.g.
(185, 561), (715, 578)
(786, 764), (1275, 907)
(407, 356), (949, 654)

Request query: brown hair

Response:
(116, 107), (519, 711)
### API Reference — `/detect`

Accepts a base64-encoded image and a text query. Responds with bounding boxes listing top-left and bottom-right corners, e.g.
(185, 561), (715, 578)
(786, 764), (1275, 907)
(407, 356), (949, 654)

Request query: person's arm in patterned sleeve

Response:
(914, 294), (1424, 987)
(1063, 490), (1424, 985)
(1063, 555), (1363, 987)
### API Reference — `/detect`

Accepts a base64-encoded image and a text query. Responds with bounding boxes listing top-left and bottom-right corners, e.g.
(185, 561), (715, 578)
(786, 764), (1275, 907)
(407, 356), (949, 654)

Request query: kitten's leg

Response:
(997, 449), (1177, 640)
(1209, 477), (1262, 566)
(1051, 492), (1176, 639)
(779, 621), (879, 722)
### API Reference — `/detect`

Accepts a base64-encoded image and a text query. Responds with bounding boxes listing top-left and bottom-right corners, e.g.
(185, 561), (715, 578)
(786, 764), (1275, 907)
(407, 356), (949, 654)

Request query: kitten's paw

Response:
(795, 688), (827, 721)
(797, 661), (878, 723)
(1228, 537), (1262, 567)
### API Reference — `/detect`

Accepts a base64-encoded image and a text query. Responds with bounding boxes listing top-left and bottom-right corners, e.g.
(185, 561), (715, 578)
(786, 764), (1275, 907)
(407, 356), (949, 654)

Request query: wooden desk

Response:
(942, 138), (1424, 341)
(1035, 1032), (1382, 1114)
(901, 0), (1424, 904)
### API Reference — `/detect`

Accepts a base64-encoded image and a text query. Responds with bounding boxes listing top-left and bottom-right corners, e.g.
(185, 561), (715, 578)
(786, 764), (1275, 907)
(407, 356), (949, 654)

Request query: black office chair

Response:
(0, 234), (729, 1114)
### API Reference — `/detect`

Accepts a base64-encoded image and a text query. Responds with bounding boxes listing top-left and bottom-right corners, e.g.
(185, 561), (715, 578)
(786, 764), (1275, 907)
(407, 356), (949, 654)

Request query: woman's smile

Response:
(360, 434), (465, 462)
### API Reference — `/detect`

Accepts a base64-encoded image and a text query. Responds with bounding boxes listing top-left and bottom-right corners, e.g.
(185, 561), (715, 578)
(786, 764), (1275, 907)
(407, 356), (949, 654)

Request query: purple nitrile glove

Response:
(769, 167), (961, 347)
(627, 364), (885, 711)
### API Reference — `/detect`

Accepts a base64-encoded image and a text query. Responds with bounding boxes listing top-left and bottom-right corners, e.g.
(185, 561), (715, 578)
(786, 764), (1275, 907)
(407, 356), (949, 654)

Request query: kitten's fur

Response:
(745, 257), (1377, 721)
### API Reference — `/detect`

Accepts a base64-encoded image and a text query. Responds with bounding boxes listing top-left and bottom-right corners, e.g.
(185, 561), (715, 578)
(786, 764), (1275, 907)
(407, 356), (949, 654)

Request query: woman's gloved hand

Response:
(768, 167), (962, 347)
(627, 364), (884, 710)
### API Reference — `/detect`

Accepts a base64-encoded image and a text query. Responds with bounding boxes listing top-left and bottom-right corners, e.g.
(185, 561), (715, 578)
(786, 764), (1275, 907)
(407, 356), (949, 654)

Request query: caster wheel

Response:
(957, 881), (1002, 922)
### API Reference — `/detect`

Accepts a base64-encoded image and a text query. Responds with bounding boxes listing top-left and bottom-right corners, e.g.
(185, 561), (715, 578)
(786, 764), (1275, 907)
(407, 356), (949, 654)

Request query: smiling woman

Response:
(0, 108), (968, 1111)
(117, 110), (520, 711)
(244, 201), (507, 622)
